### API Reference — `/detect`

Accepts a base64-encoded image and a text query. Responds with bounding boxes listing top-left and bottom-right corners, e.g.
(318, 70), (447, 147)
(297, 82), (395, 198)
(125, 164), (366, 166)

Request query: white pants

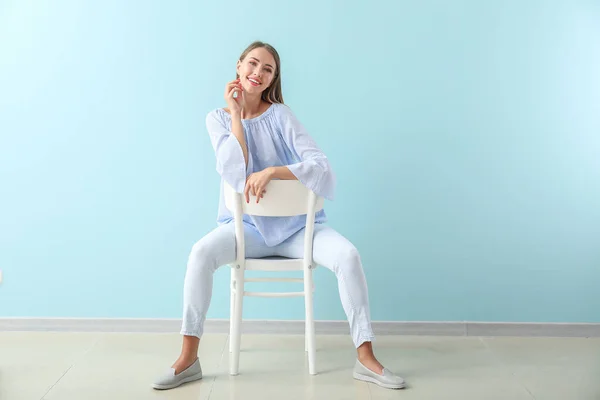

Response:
(181, 223), (375, 348)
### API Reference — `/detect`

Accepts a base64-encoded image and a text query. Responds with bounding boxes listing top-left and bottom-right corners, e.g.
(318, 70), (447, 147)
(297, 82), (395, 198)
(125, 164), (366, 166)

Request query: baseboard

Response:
(1, 318), (600, 337)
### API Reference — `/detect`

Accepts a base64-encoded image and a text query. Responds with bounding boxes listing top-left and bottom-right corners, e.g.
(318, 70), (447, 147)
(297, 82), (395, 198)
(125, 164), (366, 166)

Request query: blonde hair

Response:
(236, 41), (284, 104)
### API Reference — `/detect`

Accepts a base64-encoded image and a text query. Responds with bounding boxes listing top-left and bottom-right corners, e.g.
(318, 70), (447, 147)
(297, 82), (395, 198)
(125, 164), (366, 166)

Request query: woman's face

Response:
(237, 47), (276, 96)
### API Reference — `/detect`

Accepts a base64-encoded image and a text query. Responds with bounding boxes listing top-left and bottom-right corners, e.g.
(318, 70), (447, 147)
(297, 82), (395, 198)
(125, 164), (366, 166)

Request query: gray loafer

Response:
(152, 359), (203, 390)
(352, 359), (405, 389)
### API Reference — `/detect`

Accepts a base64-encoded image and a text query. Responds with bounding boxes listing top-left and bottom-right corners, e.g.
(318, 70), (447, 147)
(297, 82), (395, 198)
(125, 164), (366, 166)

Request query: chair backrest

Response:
(224, 180), (324, 266)
(224, 180), (324, 217)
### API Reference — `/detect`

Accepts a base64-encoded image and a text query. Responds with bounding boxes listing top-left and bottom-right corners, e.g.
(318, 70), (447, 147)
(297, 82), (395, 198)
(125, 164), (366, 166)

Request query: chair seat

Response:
(247, 256), (295, 261)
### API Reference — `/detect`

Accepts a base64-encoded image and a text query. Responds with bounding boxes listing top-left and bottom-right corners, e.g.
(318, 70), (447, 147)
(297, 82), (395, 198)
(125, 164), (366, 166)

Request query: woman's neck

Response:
(241, 94), (264, 119)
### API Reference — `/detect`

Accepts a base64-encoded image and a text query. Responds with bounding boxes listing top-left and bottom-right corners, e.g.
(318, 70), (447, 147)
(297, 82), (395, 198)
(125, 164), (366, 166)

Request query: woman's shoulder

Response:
(271, 102), (290, 112)
(206, 107), (228, 123)
(270, 102), (296, 121)
(208, 107), (228, 117)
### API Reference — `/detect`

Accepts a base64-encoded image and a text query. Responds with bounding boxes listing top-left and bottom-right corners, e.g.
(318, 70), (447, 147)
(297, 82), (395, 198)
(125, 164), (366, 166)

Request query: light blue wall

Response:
(1, 0), (599, 323)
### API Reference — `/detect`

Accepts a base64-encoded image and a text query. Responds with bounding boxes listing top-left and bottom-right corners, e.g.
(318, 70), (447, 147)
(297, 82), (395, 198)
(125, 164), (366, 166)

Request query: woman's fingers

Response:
(228, 87), (238, 98)
(225, 80), (243, 97)
(244, 177), (268, 204)
(227, 80), (242, 91)
(244, 181), (251, 203)
(255, 185), (262, 203)
(255, 186), (268, 203)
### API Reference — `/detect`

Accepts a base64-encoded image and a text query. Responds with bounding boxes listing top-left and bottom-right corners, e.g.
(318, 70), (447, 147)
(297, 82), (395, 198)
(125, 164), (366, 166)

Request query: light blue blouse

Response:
(206, 103), (335, 246)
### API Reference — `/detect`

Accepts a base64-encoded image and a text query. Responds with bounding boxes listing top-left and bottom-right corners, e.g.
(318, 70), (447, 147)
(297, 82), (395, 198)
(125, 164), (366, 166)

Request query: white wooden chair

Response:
(224, 180), (324, 376)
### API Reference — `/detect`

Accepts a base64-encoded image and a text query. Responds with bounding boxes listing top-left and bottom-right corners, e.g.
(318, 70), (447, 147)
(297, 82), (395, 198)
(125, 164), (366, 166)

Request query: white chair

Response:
(224, 180), (324, 376)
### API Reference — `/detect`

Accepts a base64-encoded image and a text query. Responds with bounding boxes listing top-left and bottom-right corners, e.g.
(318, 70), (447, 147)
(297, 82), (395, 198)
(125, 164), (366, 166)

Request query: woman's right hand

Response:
(225, 79), (243, 115)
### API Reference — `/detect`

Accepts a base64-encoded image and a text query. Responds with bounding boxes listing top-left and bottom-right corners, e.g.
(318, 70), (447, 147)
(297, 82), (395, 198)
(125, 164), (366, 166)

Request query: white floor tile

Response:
(41, 333), (227, 400)
(2, 332), (598, 400)
(0, 332), (100, 400)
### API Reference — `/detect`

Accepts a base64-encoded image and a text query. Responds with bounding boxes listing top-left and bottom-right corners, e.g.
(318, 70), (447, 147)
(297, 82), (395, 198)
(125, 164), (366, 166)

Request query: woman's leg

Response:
(174, 223), (269, 373)
(277, 225), (384, 374)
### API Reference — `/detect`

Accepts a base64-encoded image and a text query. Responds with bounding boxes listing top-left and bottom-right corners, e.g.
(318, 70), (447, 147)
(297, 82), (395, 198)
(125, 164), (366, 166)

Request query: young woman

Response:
(152, 41), (405, 391)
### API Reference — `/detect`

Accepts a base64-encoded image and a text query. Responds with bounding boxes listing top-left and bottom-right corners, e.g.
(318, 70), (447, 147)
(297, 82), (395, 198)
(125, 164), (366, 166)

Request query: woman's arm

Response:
(207, 79), (249, 193)
(224, 79), (249, 167)
(230, 111), (248, 167)
(278, 106), (336, 201)
(244, 106), (336, 203)
(267, 166), (296, 180)
(206, 111), (247, 193)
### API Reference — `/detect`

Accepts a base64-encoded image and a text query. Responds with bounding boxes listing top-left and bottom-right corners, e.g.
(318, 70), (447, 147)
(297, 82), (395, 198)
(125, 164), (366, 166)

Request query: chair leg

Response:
(230, 268), (244, 375)
(304, 268), (316, 375)
(229, 268), (235, 353)
(305, 301), (310, 352)
(305, 323), (308, 352)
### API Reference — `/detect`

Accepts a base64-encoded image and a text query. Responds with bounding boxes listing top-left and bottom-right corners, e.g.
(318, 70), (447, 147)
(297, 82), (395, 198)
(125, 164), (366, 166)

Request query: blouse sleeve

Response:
(206, 110), (247, 193)
(278, 105), (336, 201)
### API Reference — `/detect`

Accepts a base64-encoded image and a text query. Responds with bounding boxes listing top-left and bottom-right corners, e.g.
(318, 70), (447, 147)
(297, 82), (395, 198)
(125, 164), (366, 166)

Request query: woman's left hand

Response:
(244, 168), (273, 203)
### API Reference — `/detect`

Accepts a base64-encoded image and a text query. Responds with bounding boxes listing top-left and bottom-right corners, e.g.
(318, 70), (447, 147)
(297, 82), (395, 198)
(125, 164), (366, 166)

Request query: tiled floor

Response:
(1, 332), (599, 400)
